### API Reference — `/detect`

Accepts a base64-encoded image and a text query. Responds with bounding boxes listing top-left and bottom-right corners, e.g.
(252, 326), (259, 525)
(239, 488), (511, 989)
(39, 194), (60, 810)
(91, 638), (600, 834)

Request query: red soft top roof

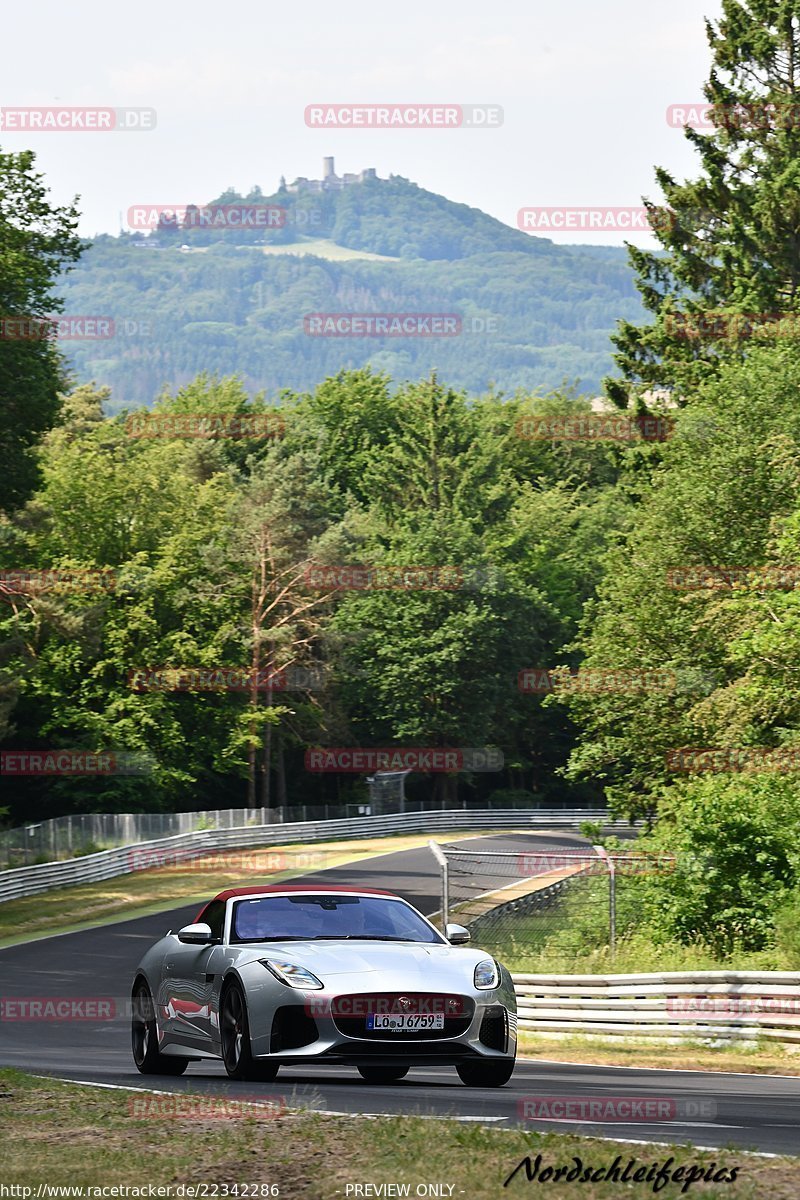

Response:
(197, 883), (395, 918)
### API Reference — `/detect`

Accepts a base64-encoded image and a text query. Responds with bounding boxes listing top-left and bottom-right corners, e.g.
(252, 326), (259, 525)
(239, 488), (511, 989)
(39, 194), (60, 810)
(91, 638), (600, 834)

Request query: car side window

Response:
(202, 900), (226, 941)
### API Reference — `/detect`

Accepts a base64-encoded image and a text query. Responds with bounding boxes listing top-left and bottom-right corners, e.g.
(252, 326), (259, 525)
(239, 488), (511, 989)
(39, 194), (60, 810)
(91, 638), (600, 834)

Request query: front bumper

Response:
(249, 989), (517, 1066)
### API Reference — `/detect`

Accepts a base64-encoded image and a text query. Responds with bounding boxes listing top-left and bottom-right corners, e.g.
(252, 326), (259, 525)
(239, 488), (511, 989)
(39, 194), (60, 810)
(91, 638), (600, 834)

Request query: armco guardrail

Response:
(467, 873), (582, 934)
(0, 809), (624, 904)
(1, 805), (373, 866)
(512, 971), (800, 1043)
(0, 801), (614, 866)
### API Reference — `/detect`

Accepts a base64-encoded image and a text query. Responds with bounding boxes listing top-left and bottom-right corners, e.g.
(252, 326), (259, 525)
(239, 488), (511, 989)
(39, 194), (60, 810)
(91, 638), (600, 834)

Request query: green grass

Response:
(172, 238), (399, 260)
(259, 237), (400, 261)
(477, 876), (797, 974)
(519, 1032), (800, 1075)
(1, 1069), (795, 1198)
(493, 927), (796, 974)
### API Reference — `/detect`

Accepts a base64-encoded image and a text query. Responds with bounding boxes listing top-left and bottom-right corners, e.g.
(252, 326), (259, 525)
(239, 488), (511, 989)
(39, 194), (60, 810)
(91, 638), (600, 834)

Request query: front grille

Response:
(270, 1005), (318, 1052)
(479, 1006), (508, 1052)
(331, 992), (473, 1041)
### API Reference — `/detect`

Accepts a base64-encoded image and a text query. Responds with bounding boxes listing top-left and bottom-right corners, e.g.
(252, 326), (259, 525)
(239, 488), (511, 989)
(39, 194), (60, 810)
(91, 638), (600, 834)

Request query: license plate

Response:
(366, 1013), (445, 1032)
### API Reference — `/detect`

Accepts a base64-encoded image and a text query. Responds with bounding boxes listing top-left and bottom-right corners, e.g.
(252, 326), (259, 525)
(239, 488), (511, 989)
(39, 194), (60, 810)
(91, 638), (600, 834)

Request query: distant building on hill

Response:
(286, 158), (377, 194)
(590, 390), (673, 412)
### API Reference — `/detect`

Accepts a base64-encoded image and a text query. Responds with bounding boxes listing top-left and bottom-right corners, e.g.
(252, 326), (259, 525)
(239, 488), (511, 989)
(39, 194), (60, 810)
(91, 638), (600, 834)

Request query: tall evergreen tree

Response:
(607, 1), (800, 407)
(0, 149), (82, 510)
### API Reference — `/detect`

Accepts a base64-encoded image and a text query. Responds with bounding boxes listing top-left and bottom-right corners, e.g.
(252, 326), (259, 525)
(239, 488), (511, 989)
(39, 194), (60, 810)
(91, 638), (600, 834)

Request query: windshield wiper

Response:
(236, 935), (310, 942)
(307, 935), (420, 942)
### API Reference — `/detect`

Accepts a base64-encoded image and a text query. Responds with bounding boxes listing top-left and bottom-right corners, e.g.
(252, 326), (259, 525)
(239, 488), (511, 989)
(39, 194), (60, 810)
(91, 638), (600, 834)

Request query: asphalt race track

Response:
(2, 831), (799, 1156)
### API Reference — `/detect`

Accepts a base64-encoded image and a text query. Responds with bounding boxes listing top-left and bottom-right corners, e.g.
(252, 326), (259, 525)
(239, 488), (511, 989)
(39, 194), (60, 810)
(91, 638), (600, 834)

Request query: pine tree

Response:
(607, 1), (800, 407)
(0, 149), (82, 511)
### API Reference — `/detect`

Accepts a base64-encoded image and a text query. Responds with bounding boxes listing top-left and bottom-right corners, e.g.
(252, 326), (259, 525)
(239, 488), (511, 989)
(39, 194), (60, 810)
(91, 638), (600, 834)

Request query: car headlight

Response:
(474, 958), (500, 989)
(259, 959), (324, 989)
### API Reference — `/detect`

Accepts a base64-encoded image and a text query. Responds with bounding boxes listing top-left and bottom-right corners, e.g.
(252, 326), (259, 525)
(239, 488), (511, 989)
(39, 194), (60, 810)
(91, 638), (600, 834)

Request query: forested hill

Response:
(58, 173), (643, 408)
(148, 172), (551, 258)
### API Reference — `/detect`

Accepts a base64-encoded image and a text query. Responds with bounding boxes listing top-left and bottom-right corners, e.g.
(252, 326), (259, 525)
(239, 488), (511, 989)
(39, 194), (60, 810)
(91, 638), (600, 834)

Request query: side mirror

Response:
(177, 922), (215, 945)
(445, 923), (471, 945)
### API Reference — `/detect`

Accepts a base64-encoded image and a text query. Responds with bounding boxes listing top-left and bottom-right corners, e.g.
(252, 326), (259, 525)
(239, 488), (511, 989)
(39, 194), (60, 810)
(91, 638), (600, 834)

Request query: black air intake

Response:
(478, 1006), (508, 1052)
(270, 1006), (318, 1052)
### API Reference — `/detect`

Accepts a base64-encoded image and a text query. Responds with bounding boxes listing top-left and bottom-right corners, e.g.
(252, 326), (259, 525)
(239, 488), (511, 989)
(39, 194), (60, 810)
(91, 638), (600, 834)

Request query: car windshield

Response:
(230, 894), (444, 944)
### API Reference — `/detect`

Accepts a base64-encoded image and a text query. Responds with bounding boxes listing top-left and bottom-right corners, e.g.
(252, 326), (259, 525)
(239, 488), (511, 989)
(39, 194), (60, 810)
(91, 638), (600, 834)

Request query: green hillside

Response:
(58, 174), (643, 406)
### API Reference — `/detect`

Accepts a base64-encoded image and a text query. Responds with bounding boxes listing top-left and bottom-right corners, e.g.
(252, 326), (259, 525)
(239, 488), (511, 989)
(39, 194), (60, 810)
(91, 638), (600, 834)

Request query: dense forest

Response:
(0, 371), (629, 819)
(56, 175), (642, 406)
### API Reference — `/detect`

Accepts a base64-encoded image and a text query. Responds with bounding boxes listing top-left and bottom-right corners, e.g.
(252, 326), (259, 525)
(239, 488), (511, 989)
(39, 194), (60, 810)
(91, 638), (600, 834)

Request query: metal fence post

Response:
(428, 839), (449, 931)
(609, 860), (616, 958)
(594, 844), (615, 959)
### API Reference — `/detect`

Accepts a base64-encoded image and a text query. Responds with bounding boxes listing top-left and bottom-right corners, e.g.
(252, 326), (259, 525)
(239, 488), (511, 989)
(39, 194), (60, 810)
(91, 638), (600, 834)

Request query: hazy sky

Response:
(0, 0), (722, 245)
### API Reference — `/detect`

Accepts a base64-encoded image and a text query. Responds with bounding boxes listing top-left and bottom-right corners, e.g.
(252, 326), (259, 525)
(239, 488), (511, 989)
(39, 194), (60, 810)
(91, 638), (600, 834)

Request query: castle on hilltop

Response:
(280, 158), (378, 194)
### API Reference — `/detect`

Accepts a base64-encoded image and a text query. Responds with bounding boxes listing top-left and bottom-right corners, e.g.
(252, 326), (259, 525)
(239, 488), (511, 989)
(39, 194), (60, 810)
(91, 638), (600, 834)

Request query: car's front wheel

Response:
(131, 982), (189, 1075)
(456, 1058), (515, 1087)
(357, 1065), (409, 1084)
(221, 980), (279, 1081)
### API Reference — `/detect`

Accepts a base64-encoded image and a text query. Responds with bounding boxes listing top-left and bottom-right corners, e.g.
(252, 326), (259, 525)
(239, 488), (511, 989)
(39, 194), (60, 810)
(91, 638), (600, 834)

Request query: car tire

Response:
(456, 1058), (515, 1087)
(131, 981), (189, 1075)
(221, 980), (279, 1081)
(357, 1066), (409, 1084)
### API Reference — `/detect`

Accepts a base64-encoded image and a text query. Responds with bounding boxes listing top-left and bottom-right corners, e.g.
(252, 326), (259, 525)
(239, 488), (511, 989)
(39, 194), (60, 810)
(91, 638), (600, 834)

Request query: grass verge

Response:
(518, 1032), (800, 1076)
(1, 1069), (797, 1198)
(482, 875), (797, 973)
(260, 237), (400, 261)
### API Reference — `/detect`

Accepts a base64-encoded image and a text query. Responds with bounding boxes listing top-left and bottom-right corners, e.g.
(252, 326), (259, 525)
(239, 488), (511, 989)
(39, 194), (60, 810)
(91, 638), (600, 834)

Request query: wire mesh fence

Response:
(0, 809), (269, 868)
(435, 843), (679, 970)
(366, 769), (412, 809)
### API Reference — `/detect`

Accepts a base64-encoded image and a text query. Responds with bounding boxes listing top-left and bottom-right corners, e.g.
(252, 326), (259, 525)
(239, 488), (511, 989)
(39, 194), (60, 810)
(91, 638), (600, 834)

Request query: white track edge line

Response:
(26, 1076), (791, 1158)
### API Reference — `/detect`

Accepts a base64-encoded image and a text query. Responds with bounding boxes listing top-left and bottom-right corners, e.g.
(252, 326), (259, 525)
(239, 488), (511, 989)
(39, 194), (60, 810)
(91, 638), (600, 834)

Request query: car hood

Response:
(239, 939), (489, 980)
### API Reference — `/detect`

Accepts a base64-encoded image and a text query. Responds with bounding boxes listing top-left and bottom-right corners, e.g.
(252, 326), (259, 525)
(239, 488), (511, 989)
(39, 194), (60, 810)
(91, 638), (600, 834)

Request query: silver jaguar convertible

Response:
(131, 884), (517, 1086)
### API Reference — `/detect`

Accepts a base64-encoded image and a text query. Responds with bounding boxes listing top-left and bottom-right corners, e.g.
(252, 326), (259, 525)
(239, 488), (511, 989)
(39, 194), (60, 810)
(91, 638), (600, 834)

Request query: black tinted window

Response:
(231, 894), (443, 943)
(202, 900), (226, 939)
